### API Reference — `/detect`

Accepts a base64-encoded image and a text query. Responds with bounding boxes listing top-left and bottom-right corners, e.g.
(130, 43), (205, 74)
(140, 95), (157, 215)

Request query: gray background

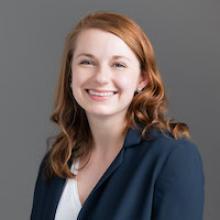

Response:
(0, 0), (219, 219)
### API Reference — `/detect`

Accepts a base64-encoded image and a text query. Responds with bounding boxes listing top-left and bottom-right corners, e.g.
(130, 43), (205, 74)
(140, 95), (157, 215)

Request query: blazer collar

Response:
(123, 126), (142, 148)
(123, 126), (161, 148)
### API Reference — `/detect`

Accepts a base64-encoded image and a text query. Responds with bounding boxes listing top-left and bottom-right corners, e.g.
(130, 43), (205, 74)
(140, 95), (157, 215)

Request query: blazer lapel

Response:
(87, 126), (142, 193)
(42, 127), (143, 220)
(42, 176), (66, 220)
(77, 127), (142, 217)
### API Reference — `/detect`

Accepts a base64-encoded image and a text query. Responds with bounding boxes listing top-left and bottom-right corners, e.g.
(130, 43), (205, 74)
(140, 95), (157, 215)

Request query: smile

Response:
(86, 89), (117, 96)
(85, 89), (118, 101)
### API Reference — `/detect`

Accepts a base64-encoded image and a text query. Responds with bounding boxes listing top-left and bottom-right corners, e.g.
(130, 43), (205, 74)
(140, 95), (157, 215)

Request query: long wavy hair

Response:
(43, 11), (191, 180)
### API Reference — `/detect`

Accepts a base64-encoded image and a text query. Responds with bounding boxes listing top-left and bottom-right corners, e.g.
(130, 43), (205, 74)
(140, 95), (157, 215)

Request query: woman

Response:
(30, 11), (205, 220)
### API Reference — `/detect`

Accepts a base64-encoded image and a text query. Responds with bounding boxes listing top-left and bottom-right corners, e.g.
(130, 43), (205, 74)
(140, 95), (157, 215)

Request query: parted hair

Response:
(43, 11), (191, 180)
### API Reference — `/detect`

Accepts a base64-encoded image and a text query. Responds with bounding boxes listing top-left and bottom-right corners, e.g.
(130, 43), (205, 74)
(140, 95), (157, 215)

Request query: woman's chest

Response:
(76, 157), (115, 206)
(73, 154), (156, 220)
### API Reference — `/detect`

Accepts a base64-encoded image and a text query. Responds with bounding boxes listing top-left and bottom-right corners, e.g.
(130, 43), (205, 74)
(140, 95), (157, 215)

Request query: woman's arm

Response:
(30, 152), (49, 220)
(152, 140), (205, 220)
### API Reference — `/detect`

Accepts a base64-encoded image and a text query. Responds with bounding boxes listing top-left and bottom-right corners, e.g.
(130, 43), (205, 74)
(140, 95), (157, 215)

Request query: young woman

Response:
(30, 11), (205, 220)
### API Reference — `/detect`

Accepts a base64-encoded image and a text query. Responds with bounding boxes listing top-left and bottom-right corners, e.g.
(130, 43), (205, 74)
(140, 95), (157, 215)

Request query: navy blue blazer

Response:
(30, 127), (205, 220)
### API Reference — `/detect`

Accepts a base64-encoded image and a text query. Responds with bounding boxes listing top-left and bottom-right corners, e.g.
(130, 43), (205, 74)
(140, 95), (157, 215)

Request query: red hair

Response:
(43, 11), (190, 180)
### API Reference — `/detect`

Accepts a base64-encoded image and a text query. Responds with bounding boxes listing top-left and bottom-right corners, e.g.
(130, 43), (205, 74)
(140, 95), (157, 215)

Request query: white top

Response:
(54, 159), (82, 220)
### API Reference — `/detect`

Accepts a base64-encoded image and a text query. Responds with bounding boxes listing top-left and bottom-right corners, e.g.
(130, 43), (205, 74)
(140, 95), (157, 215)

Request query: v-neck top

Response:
(54, 159), (82, 220)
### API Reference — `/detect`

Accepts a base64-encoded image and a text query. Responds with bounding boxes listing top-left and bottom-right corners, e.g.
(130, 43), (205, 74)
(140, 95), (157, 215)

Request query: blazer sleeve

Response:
(152, 140), (205, 220)
(30, 153), (49, 220)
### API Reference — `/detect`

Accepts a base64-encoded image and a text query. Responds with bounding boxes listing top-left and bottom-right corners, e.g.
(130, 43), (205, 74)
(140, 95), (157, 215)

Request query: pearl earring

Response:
(135, 87), (142, 93)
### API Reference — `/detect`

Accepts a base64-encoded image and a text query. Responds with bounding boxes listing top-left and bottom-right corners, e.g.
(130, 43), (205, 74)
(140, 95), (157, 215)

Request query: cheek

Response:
(72, 73), (80, 86)
(71, 68), (86, 88)
(71, 71), (83, 97)
(117, 75), (137, 92)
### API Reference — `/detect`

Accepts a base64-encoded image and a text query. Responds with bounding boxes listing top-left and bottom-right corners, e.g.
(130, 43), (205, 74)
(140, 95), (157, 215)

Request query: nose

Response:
(93, 65), (111, 84)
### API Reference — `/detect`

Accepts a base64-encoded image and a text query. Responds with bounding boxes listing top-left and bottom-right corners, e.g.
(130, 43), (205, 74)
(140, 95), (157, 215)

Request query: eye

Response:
(113, 63), (126, 68)
(79, 60), (94, 65)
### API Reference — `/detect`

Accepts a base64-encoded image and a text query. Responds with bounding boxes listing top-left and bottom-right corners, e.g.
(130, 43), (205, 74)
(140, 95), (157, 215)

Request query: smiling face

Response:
(70, 28), (147, 120)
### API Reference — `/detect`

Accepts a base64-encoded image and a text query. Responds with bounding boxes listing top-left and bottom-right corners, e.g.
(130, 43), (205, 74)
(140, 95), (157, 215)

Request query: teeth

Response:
(88, 89), (115, 97)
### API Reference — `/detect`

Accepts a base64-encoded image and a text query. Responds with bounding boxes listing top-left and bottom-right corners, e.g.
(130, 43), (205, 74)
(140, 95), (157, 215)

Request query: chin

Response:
(86, 110), (115, 116)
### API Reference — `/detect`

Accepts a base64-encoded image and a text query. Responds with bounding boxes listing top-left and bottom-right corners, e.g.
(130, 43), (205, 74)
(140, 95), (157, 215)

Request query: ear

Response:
(137, 74), (148, 90)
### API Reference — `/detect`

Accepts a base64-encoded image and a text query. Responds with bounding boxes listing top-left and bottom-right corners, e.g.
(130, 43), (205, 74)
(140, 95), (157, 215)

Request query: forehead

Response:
(73, 28), (138, 61)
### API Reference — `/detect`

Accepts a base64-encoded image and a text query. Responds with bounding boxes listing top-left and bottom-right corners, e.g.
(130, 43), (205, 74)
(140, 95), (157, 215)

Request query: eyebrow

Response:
(75, 53), (131, 61)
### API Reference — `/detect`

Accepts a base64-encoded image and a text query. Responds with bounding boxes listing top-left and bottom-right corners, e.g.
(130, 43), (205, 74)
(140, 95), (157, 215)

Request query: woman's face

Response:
(71, 28), (147, 119)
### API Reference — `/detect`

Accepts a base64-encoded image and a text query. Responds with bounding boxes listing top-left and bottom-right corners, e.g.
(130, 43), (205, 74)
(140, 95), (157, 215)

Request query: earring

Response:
(135, 87), (142, 93)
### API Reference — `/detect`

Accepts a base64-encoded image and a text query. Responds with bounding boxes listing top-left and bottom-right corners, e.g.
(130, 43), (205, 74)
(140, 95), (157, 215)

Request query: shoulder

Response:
(142, 129), (205, 184)
(140, 128), (202, 162)
(144, 130), (206, 219)
(136, 128), (204, 182)
(34, 151), (51, 185)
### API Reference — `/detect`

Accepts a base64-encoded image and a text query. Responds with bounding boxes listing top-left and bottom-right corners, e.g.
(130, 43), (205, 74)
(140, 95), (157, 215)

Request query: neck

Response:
(86, 113), (128, 158)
